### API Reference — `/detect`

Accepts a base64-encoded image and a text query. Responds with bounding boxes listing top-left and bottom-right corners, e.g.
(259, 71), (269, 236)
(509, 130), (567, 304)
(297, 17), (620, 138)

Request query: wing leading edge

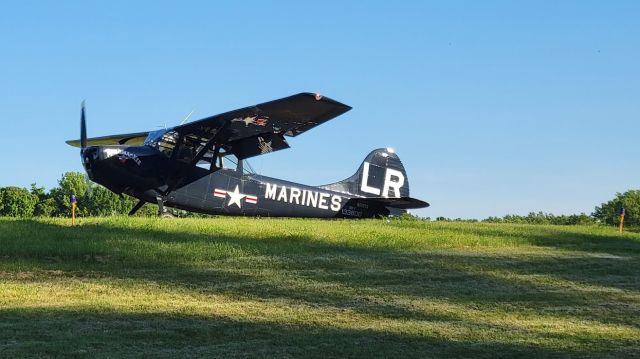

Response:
(66, 131), (149, 148)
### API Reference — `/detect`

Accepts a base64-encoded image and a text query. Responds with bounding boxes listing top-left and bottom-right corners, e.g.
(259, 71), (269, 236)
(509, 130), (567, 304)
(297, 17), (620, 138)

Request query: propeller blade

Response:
(80, 101), (87, 150)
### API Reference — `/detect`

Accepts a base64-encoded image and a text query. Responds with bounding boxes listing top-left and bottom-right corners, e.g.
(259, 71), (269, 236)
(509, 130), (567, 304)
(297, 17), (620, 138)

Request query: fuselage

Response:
(82, 144), (393, 218)
(133, 169), (369, 218)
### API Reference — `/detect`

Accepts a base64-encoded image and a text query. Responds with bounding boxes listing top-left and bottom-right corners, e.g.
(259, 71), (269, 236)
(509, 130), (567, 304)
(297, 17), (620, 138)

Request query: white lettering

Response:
(360, 162), (381, 196)
(264, 182), (344, 212)
(306, 190), (318, 208)
(265, 183), (278, 200)
(330, 195), (341, 211)
(103, 148), (122, 158)
(318, 193), (329, 210)
(277, 185), (288, 202)
(290, 187), (301, 204)
(382, 169), (405, 198)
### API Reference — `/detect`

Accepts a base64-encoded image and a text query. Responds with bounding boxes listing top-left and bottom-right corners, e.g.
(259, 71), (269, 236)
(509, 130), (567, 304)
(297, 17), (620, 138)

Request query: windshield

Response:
(144, 129), (178, 157)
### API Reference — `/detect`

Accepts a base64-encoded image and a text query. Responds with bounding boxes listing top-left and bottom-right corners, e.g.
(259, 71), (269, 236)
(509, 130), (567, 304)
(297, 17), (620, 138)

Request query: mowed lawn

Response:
(0, 217), (639, 358)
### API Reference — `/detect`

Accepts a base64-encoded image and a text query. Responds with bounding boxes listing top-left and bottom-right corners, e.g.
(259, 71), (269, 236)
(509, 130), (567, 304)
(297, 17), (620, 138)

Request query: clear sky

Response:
(0, 1), (638, 219)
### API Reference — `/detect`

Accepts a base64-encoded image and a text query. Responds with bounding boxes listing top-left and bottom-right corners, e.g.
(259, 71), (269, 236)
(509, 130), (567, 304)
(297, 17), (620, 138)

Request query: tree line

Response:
(427, 191), (638, 227)
(0, 172), (638, 226)
(1, 172), (169, 218)
(433, 212), (596, 226)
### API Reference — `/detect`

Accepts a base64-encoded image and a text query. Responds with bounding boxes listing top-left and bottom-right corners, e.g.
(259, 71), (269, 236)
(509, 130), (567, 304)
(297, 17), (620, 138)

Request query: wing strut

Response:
(162, 122), (229, 196)
(209, 146), (221, 172)
(190, 133), (220, 167)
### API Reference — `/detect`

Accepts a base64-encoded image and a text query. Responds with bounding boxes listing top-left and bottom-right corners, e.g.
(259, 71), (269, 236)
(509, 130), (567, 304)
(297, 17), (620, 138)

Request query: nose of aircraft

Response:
(81, 146), (101, 177)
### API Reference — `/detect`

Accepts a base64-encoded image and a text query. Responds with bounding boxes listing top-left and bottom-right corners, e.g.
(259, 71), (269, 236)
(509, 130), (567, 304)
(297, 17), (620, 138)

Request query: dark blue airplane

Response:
(67, 93), (428, 218)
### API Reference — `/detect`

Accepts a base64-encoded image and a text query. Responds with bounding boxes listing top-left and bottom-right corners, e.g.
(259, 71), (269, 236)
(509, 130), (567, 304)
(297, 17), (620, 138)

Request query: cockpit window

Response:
(144, 130), (255, 175)
(144, 129), (179, 157)
(222, 155), (256, 175)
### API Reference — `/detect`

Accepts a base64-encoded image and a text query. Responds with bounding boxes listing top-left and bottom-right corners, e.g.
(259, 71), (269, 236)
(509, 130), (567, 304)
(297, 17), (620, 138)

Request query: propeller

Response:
(79, 101), (94, 200)
(80, 100), (87, 151)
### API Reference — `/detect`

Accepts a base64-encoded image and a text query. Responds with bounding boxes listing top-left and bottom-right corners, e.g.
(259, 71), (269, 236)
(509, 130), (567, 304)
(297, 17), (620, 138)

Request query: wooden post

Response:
(619, 207), (625, 233)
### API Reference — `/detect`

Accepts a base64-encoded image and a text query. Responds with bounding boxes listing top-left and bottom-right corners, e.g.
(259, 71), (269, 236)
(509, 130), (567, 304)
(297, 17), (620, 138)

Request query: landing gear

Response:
(156, 195), (168, 217)
(128, 200), (147, 216)
(127, 196), (174, 218)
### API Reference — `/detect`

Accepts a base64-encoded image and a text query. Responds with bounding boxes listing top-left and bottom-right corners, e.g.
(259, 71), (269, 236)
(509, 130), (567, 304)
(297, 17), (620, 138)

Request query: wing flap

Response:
(226, 133), (290, 160)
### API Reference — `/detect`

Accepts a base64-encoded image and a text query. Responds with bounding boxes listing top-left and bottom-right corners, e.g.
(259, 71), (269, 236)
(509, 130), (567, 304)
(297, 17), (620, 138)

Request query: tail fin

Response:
(319, 148), (411, 198)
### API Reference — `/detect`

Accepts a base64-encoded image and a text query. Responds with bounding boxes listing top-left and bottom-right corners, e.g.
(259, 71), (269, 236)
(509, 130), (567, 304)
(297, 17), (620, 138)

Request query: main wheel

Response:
(160, 212), (175, 219)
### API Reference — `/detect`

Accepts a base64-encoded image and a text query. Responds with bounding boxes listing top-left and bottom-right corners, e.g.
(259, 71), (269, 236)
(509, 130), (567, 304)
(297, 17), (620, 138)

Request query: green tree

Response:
(0, 186), (38, 217)
(34, 198), (57, 217)
(593, 190), (640, 227)
(30, 183), (57, 217)
(86, 185), (138, 216)
(50, 172), (89, 216)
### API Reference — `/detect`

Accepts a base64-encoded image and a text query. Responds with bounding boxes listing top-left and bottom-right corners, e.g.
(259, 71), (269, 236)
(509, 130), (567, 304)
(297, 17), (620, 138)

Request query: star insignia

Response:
(226, 185), (246, 208)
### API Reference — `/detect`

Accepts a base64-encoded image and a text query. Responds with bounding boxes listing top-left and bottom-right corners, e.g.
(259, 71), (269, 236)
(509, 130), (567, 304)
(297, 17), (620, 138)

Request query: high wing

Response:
(172, 92), (351, 160)
(66, 93), (352, 161)
(66, 131), (149, 147)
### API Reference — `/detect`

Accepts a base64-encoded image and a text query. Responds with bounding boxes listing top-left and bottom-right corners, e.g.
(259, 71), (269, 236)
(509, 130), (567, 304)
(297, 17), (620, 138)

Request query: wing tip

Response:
(300, 92), (352, 110)
(66, 139), (80, 147)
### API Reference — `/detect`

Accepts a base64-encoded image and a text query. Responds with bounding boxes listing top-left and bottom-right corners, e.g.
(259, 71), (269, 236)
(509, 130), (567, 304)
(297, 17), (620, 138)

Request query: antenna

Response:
(180, 109), (195, 125)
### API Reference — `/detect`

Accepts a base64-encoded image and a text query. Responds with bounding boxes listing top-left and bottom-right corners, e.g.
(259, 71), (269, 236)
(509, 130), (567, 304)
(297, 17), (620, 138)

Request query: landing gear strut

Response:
(155, 194), (175, 218)
(128, 200), (146, 216)
(156, 195), (167, 216)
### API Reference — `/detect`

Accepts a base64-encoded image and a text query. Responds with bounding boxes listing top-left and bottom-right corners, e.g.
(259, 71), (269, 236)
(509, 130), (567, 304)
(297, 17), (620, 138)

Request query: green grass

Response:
(1, 217), (639, 358)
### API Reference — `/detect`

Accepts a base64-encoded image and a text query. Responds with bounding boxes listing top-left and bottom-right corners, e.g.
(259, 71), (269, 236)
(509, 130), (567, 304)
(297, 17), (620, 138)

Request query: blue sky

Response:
(0, 1), (638, 218)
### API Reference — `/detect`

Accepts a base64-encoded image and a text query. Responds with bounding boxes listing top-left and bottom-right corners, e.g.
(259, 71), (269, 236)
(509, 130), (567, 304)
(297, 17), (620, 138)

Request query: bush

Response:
(34, 198), (57, 217)
(593, 190), (640, 227)
(482, 212), (595, 226)
(0, 187), (38, 217)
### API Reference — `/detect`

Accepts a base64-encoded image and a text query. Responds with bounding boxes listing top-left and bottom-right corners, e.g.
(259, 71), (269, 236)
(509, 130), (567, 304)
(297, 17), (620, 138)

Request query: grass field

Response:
(1, 217), (639, 358)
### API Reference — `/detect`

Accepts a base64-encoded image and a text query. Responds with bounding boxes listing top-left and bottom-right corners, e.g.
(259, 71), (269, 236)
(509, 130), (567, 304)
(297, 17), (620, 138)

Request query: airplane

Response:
(66, 93), (429, 218)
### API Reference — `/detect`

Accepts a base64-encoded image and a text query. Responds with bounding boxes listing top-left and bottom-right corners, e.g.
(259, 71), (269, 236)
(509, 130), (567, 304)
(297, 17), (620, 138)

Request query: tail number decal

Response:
(360, 162), (405, 198)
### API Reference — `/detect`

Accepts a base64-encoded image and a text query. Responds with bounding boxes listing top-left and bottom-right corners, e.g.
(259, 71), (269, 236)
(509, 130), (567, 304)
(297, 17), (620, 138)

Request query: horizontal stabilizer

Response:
(356, 196), (429, 209)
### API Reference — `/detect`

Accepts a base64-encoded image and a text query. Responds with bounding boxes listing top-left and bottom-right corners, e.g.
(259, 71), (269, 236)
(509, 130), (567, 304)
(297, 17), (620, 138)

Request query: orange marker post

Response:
(619, 207), (625, 233)
(70, 195), (77, 226)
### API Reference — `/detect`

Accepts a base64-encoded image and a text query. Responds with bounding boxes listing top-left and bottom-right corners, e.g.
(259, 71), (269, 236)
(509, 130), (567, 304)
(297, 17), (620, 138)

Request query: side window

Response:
(174, 145), (194, 163)
(222, 156), (239, 171)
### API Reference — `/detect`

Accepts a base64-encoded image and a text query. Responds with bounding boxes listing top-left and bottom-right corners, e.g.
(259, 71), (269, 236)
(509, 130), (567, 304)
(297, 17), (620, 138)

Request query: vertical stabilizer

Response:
(319, 148), (410, 198)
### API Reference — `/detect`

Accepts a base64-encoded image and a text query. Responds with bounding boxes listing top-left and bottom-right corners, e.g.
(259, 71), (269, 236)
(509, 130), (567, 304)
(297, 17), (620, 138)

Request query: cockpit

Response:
(144, 129), (179, 157)
(143, 129), (255, 174)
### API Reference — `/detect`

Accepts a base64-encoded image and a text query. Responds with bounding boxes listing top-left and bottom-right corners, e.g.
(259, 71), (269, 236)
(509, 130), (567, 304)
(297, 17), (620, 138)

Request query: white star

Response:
(231, 116), (256, 127)
(226, 185), (245, 208)
(242, 116), (256, 126)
